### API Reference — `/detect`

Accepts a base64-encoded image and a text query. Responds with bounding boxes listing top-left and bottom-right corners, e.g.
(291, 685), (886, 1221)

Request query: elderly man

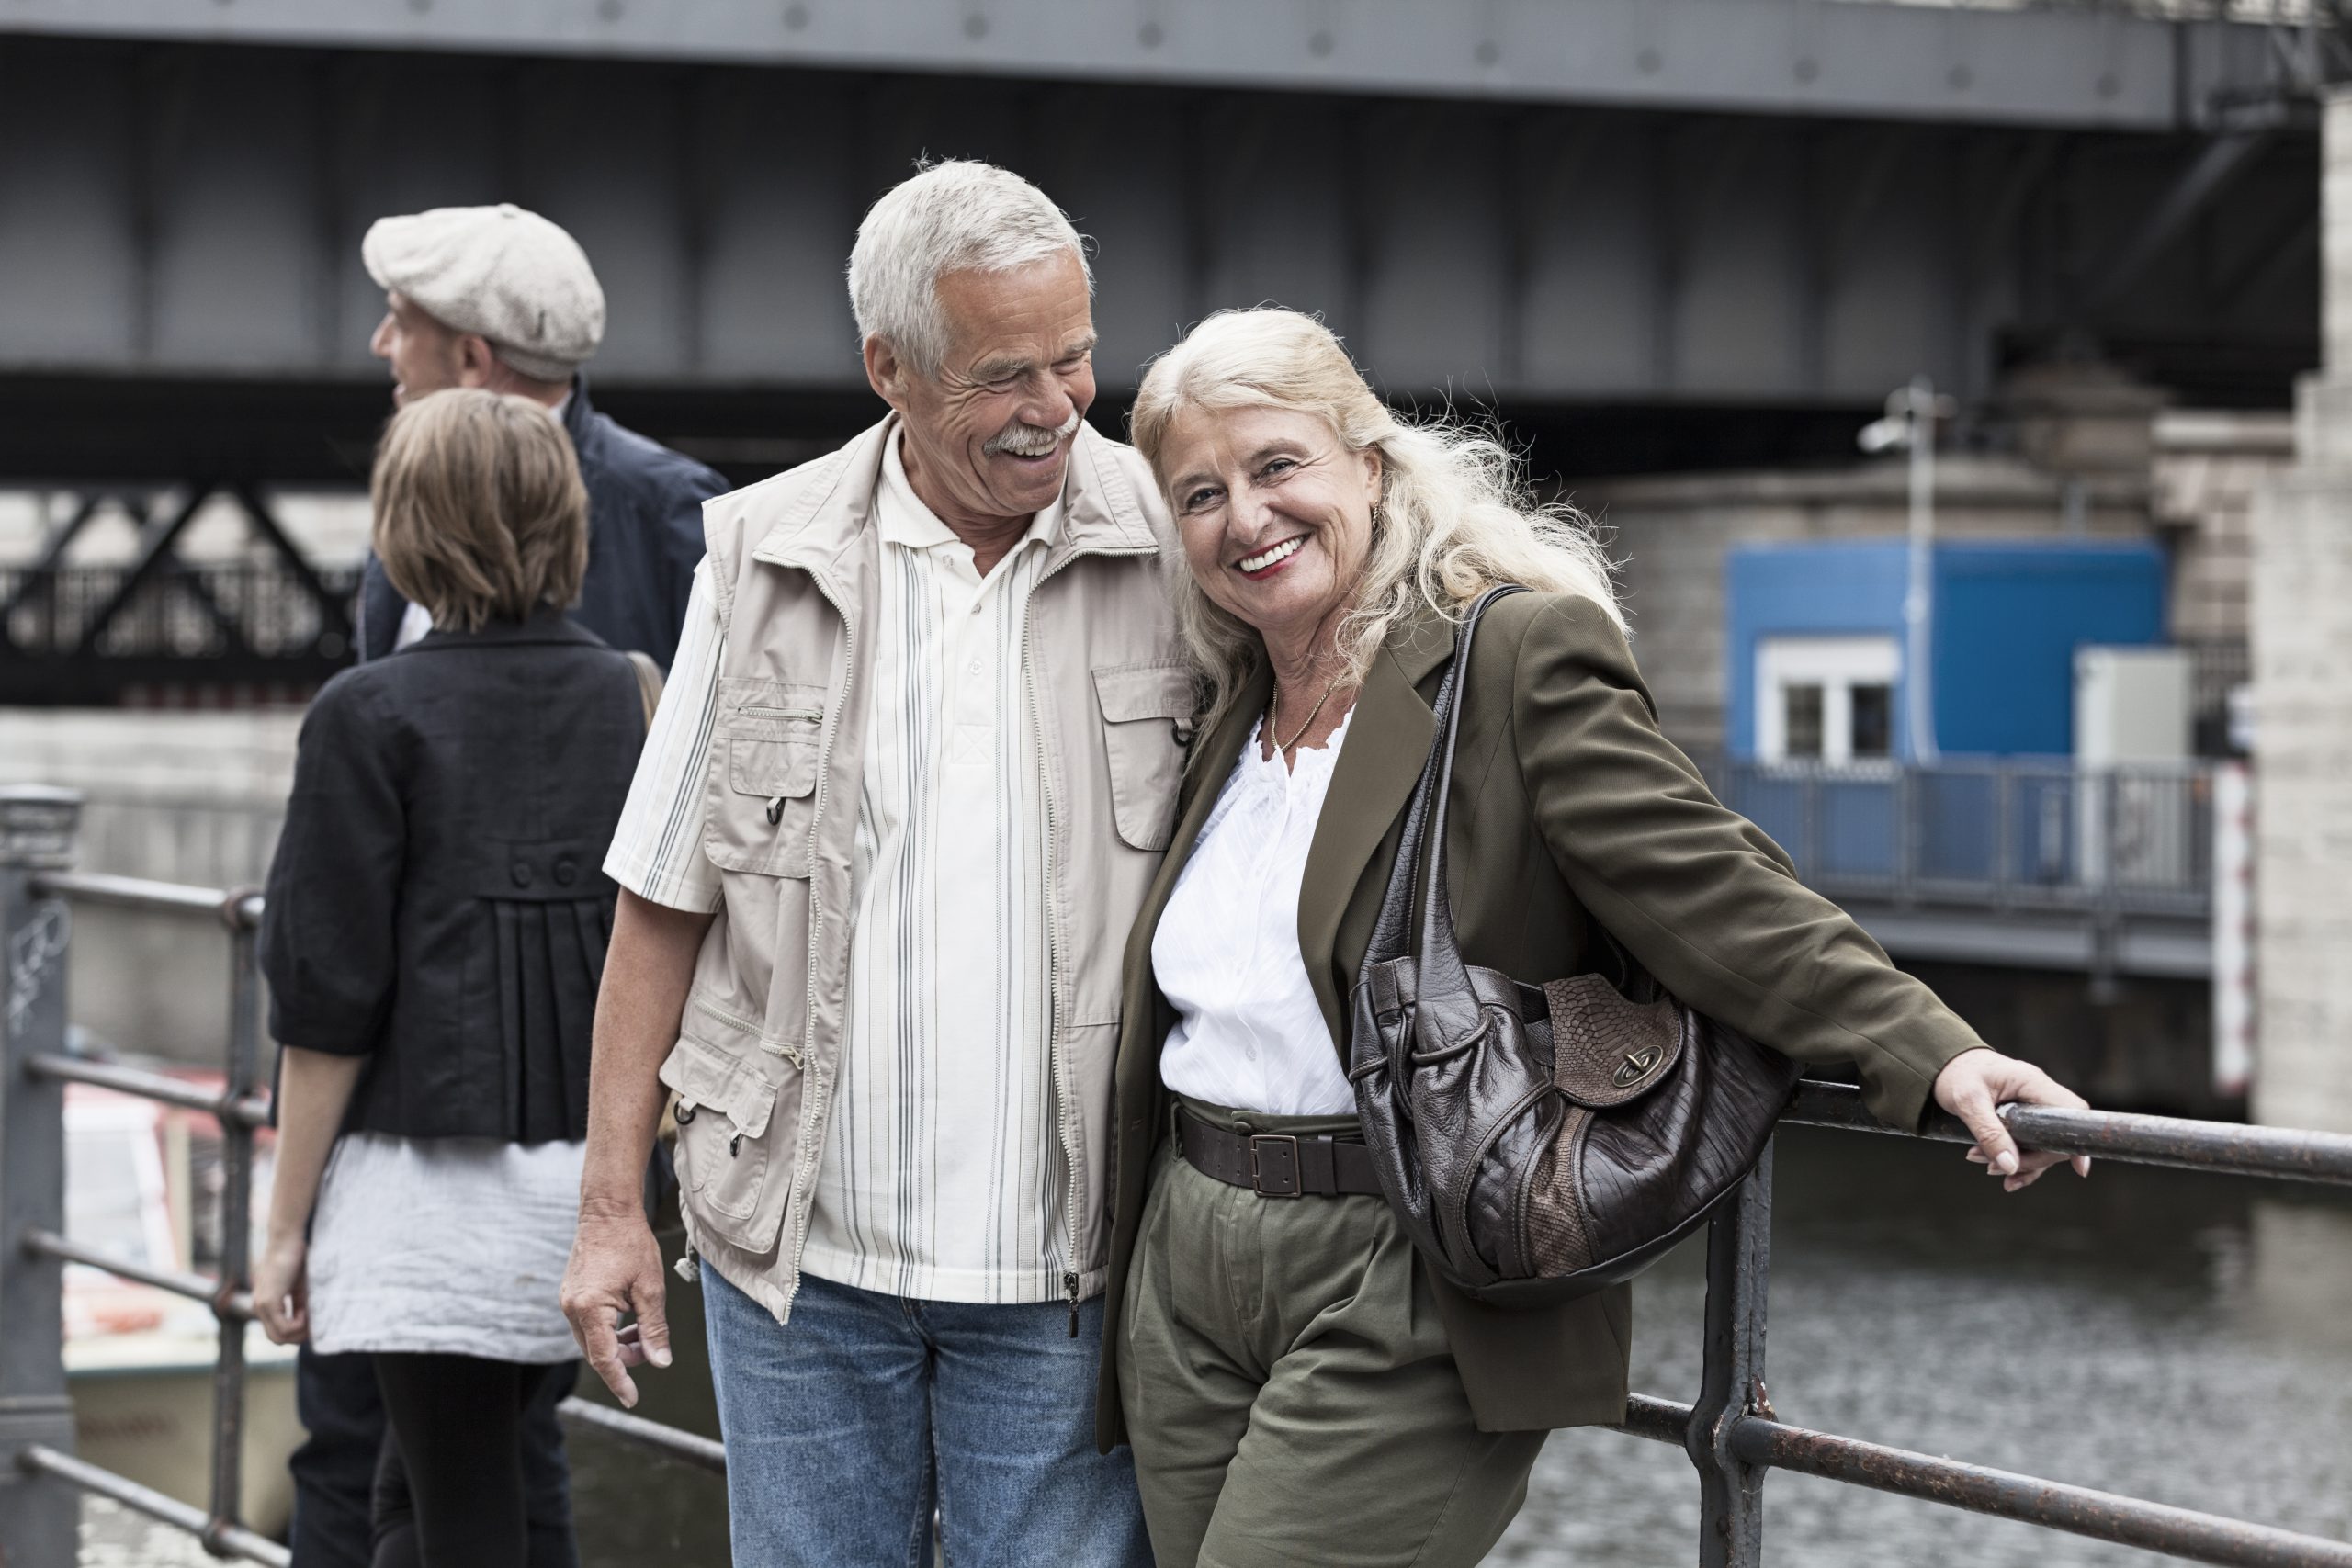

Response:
(562, 161), (1184, 1564)
(355, 201), (723, 668)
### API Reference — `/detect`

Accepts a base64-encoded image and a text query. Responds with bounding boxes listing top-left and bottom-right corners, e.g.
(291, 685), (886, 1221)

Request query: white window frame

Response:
(1755, 635), (1902, 766)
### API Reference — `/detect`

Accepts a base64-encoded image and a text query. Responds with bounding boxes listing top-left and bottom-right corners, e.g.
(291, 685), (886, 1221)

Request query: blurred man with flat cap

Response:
(353, 201), (724, 670)
(293, 202), (722, 1568)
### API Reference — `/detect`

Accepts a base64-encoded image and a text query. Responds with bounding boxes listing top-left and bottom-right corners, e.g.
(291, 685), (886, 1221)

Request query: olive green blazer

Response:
(1095, 591), (1985, 1449)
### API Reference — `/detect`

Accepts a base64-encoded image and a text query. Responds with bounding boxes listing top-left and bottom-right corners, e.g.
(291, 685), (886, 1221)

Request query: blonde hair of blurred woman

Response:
(1130, 307), (1623, 739)
(371, 388), (589, 632)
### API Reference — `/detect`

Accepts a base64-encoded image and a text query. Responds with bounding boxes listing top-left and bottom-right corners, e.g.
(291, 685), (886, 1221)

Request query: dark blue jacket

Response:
(356, 378), (724, 669)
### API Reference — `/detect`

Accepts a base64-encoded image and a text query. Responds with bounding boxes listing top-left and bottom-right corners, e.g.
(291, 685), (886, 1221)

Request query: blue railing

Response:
(1703, 756), (2212, 918)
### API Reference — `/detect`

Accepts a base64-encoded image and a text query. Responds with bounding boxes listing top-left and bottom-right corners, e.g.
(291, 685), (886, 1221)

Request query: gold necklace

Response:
(1269, 674), (1342, 752)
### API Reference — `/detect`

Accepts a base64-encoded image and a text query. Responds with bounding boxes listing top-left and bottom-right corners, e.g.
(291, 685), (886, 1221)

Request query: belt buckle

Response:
(1249, 1134), (1302, 1197)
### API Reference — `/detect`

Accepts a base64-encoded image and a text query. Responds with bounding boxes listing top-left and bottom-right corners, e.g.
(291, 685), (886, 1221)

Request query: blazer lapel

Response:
(1297, 615), (1457, 1043)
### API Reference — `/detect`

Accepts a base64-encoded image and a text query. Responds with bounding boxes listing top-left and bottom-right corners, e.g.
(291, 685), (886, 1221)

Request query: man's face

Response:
(873, 251), (1097, 525)
(368, 291), (469, 406)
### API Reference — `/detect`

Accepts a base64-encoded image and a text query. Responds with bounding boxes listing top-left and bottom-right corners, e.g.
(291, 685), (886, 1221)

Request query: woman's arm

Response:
(252, 676), (409, 1339)
(1505, 594), (2087, 1186)
(253, 1047), (367, 1343)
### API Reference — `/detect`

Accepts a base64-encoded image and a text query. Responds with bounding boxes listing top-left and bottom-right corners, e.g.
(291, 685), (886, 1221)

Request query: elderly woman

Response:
(1095, 308), (2089, 1568)
(253, 388), (644, 1568)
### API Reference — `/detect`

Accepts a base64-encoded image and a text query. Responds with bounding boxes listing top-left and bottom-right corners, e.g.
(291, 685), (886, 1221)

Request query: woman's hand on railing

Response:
(1932, 1048), (2095, 1192)
(561, 1201), (672, 1409)
(252, 1233), (310, 1344)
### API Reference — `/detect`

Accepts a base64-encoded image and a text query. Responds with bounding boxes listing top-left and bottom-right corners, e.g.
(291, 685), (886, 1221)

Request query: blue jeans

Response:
(703, 1267), (1150, 1568)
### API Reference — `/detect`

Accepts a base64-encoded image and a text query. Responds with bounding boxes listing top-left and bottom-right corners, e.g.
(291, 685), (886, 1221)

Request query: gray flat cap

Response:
(362, 203), (605, 382)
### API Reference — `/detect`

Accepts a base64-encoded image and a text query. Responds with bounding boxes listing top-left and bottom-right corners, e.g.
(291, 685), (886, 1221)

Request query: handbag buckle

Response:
(1249, 1134), (1302, 1197)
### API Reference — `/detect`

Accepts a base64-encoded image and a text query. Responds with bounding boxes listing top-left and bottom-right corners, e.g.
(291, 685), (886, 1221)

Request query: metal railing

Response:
(1702, 756), (2215, 919)
(5, 784), (2351, 1566)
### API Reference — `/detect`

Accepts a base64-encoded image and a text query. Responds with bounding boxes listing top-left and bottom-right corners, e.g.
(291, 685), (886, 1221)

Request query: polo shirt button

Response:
(554, 858), (578, 886)
(511, 863), (533, 888)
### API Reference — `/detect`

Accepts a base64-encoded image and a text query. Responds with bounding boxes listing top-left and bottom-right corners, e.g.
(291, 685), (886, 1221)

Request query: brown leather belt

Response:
(1177, 1109), (1386, 1199)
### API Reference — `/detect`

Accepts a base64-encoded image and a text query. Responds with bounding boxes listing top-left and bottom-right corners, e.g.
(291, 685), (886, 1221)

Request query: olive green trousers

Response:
(1117, 1100), (1548, 1568)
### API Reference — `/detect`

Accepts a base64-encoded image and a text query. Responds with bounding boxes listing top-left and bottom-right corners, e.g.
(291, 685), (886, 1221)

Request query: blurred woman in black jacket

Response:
(254, 388), (645, 1568)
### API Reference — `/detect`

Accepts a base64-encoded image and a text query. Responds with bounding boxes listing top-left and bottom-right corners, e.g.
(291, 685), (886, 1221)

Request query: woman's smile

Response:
(1236, 535), (1309, 577)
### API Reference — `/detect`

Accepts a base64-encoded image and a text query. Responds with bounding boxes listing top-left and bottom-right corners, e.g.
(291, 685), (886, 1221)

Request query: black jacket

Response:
(260, 612), (644, 1143)
(356, 378), (725, 670)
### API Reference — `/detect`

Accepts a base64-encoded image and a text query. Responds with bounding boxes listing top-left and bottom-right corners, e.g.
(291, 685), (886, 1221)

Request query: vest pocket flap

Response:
(727, 738), (817, 800)
(1542, 974), (1683, 1108)
(660, 1029), (778, 1142)
(1094, 661), (1194, 852)
(1092, 662), (1197, 729)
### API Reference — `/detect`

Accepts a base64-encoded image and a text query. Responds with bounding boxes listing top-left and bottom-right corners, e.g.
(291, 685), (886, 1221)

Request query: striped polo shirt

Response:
(605, 433), (1068, 1304)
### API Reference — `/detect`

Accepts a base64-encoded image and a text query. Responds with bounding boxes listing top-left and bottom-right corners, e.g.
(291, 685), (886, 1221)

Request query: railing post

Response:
(206, 902), (264, 1550)
(1686, 1142), (1776, 1568)
(0, 786), (85, 1567)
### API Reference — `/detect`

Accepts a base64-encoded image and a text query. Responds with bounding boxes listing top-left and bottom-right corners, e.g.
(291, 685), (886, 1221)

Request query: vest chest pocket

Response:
(1093, 662), (1197, 852)
(704, 676), (827, 877)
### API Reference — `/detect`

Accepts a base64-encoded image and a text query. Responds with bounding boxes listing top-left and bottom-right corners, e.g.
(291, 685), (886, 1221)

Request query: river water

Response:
(567, 1122), (2352, 1566)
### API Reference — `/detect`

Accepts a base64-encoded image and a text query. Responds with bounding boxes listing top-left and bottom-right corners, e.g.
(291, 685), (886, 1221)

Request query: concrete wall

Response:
(2246, 89), (2352, 1134)
(0, 709), (297, 1066)
(2153, 410), (2293, 649)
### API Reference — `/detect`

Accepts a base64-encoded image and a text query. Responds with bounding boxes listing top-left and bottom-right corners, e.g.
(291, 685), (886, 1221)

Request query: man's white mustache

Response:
(985, 410), (1081, 457)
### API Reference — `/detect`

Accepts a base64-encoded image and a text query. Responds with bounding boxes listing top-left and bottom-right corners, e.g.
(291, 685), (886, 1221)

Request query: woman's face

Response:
(1159, 403), (1383, 655)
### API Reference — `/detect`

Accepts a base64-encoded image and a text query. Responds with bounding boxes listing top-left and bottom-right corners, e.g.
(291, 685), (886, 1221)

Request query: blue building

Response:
(1724, 539), (2170, 764)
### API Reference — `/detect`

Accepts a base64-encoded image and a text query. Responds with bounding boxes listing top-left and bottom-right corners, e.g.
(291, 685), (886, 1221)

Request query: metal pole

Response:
(1687, 1144), (1777, 1567)
(0, 786), (86, 1566)
(207, 908), (264, 1551)
(1904, 375), (1940, 767)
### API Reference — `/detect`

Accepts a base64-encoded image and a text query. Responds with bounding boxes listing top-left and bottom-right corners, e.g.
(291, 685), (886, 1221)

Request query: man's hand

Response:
(561, 1202), (673, 1408)
(1932, 1047), (2093, 1192)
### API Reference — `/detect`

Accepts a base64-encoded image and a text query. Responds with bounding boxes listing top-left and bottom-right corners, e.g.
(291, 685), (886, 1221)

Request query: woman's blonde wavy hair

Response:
(1130, 307), (1623, 741)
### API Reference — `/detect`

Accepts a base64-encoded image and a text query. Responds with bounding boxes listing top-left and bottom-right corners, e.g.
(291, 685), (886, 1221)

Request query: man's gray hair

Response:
(847, 159), (1091, 378)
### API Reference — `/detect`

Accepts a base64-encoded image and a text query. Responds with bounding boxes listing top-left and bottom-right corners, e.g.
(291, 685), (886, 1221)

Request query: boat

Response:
(63, 1073), (301, 1538)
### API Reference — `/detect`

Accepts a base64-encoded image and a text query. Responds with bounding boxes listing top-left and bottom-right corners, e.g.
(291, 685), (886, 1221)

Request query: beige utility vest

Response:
(662, 416), (1193, 1324)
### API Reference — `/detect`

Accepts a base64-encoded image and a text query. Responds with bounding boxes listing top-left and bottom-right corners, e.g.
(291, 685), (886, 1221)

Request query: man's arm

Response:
(561, 887), (714, 1407)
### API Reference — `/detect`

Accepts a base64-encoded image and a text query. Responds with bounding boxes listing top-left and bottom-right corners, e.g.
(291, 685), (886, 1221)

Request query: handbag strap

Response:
(1362, 585), (1528, 984)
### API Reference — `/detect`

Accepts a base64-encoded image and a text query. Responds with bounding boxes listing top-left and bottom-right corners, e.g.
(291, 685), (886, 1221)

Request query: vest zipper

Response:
(737, 704), (822, 723)
(776, 568), (860, 1324)
(1023, 558), (1084, 1337)
(1022, 532), (1160, 1335)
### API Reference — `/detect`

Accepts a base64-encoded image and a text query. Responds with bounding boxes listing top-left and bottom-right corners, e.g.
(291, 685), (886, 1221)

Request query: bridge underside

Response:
(0, 29), (2321, 488)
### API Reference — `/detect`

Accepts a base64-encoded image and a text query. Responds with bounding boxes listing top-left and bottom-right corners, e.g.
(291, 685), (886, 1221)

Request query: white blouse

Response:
(307, 1132), (584, 1362)
(1154, 709), (1358, 1116)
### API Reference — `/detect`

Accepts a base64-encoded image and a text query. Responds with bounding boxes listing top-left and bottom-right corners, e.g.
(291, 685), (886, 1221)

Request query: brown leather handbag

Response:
(1348, 586), (1801, 1307)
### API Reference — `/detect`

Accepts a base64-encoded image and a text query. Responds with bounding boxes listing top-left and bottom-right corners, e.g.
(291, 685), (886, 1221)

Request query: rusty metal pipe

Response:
(21, 1227), (254, 1320)
(26, 1052), (272, 1128)
(208, 925), (263, 1548)
(17, 1444), (289, 1567)
(1784, 1079), (2352, 1187)
(1612, 1393), (1698, 1446)
(556, 1397), (728, 1473)
(28, 869), (263, 927)
(1726, 1416), (2352, 1567)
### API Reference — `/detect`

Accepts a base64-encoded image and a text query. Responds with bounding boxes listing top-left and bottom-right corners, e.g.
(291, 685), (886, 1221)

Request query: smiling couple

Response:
(561, 160), (2088, 1568)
